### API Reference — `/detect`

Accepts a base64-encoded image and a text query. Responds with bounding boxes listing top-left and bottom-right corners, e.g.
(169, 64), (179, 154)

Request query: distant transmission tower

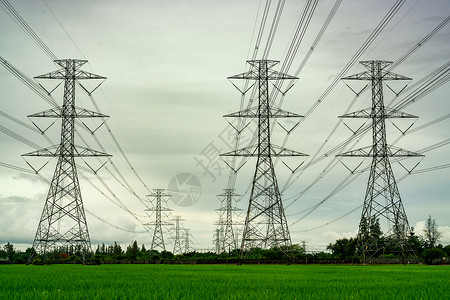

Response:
(171, 215), (184, 254)
(338, 60), (422, 259)
(222, 60), (307, 256)
(215, 189), (241, 253)
(23, 59), (110, 261)
(184, 229), (192, 253)
(144, 189), (172, 251)
(214, 228), (222, 254)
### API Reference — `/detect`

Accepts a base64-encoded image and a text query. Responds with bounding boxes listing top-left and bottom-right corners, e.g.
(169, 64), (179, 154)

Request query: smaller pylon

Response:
(213, 228), (222, 254)
(215, 189), (242, 253)
(144, 189), (173, 251)
(171, 216), (184, 255)
(184, 229), (192, 253)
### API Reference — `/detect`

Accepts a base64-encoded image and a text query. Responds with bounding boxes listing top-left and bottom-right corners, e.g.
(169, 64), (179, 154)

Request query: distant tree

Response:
(407, 227), (424, 255)
(126, 240), (139, 260)
(3, 242), (15, 261)
(160, 250), (174, 259)
(113, 242), (123, 257)
(327, 238), (357, 258)
(369, 217), (383, 239)
(423, 215), (442, 248)
(422, 248), (445, 265)
(443, 245), (450, 257)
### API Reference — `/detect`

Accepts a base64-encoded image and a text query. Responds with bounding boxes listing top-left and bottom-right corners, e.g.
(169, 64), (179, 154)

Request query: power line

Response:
(0, 0), (57, 60)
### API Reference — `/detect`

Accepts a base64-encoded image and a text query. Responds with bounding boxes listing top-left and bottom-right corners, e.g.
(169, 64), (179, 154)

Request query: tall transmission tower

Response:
(215, 189), (242, 253)
(221, 59), (307, 256)
(23, 59), (110, 261)
(337, 60), (423, 259)
(144, 189), (172, 251)
(171, 215), (184, 255)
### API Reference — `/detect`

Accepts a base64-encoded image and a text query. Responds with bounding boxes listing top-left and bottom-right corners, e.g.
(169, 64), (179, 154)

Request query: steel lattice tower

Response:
(222, 60), (307, 256)
(23, 59), (110, 261)
(144, 189), (172, 251)
(213, 228), (222, 254)
(338, 60), (423, 259)
(215, 189), (241, 253)
(171, 215), (184, 254)
(184, 229), (191, 253)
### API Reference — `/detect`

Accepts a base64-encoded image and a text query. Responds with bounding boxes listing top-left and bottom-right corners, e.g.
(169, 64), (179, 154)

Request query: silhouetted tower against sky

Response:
(23, 59), (109, 260)
(172, 216), (184, 255)
(184, 229), (191, 253)
(215, 189), (241, 253)
(338, 60), (422, 259)
(145, 189), (172, 251)
(222, 60), (307, 256)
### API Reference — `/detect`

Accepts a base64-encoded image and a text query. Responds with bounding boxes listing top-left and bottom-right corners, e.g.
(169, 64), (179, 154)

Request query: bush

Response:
(32, 258), (44, 265)
(421, 248), (445, 265)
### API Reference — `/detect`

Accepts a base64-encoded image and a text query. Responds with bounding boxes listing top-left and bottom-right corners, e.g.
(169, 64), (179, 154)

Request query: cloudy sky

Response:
(1, 0), (449, 252)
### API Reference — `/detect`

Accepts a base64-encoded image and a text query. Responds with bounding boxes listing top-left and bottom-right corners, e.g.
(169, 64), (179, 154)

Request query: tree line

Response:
(327, 215), (449, 264)
(1, 216), (447, 265)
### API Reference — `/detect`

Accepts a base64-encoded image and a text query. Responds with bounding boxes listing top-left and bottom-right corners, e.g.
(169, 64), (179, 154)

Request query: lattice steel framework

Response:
(215, 189), (241, 253)
(338, 60), (423, 259)
(171, 215), (184, 255)
(184, 229), (192, 253)
(144, 189), (172, 251)
(23, 59), (110, 261)
(222, 60), (307, 256)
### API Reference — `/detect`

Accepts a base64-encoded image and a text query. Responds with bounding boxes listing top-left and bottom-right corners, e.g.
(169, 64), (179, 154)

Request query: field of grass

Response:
(0, 264), (449, 299)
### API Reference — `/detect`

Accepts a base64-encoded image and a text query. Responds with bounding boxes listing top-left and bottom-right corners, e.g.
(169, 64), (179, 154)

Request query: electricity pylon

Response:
(337, 60), (423, 260)
(221, 59), (307, 257)
(213, 228), (222, 254)
(171, 215), (184, 255)
(215, 189), (242, 253)
(23, 59), (110, 261)
(144, 189), (172, 251)
(184, 229), (192, 253)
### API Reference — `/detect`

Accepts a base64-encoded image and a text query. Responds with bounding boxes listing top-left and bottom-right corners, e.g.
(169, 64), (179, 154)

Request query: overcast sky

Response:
(1, 0), (449, 252)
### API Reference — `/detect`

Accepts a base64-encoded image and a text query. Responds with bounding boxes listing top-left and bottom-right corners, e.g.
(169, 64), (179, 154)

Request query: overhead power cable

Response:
(300, 0), (407, 122)
(0, 0), (57, 60)
(291, 159), (450, 233)
(289, 137), (449, 224)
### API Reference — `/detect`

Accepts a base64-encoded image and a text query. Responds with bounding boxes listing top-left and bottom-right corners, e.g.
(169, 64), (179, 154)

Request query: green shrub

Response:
(32, 258), (44, 265)
(422, 248), (445, 265)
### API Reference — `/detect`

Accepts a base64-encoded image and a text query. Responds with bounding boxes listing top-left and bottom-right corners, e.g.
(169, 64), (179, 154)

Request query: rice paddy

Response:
(0, 264), (448, 299)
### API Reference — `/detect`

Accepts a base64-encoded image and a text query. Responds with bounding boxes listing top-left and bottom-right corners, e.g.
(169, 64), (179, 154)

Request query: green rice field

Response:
(0, 264), (449, 299)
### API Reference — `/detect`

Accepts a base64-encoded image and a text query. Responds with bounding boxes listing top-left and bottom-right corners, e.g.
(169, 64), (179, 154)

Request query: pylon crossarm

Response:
(34, 70), (66, 80)
(35, 69), (105, 81)
(337, 146), (372, 157)
(28, 106), (109, 119)
(74, 107), (109, 118)
(220, 145), (257, 157)
(28, 107), (62, 118)
(271, 145), (308, 157)
(74, 146), (112, 157)
(268, 107), (303, 118)
(384, 107), (418, 118)
(54, 59), (88, 69)
(228, 70), (255, 80)
(342, 70), (372, 81)
(387, 146), (424, 157)
(224, 107), (258, 118)
(22, 145), (60, 157)
(339, 108), (372, 118)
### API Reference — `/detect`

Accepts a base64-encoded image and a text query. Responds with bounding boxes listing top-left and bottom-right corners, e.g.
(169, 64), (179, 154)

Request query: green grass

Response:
(0, 264), (449, 299)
